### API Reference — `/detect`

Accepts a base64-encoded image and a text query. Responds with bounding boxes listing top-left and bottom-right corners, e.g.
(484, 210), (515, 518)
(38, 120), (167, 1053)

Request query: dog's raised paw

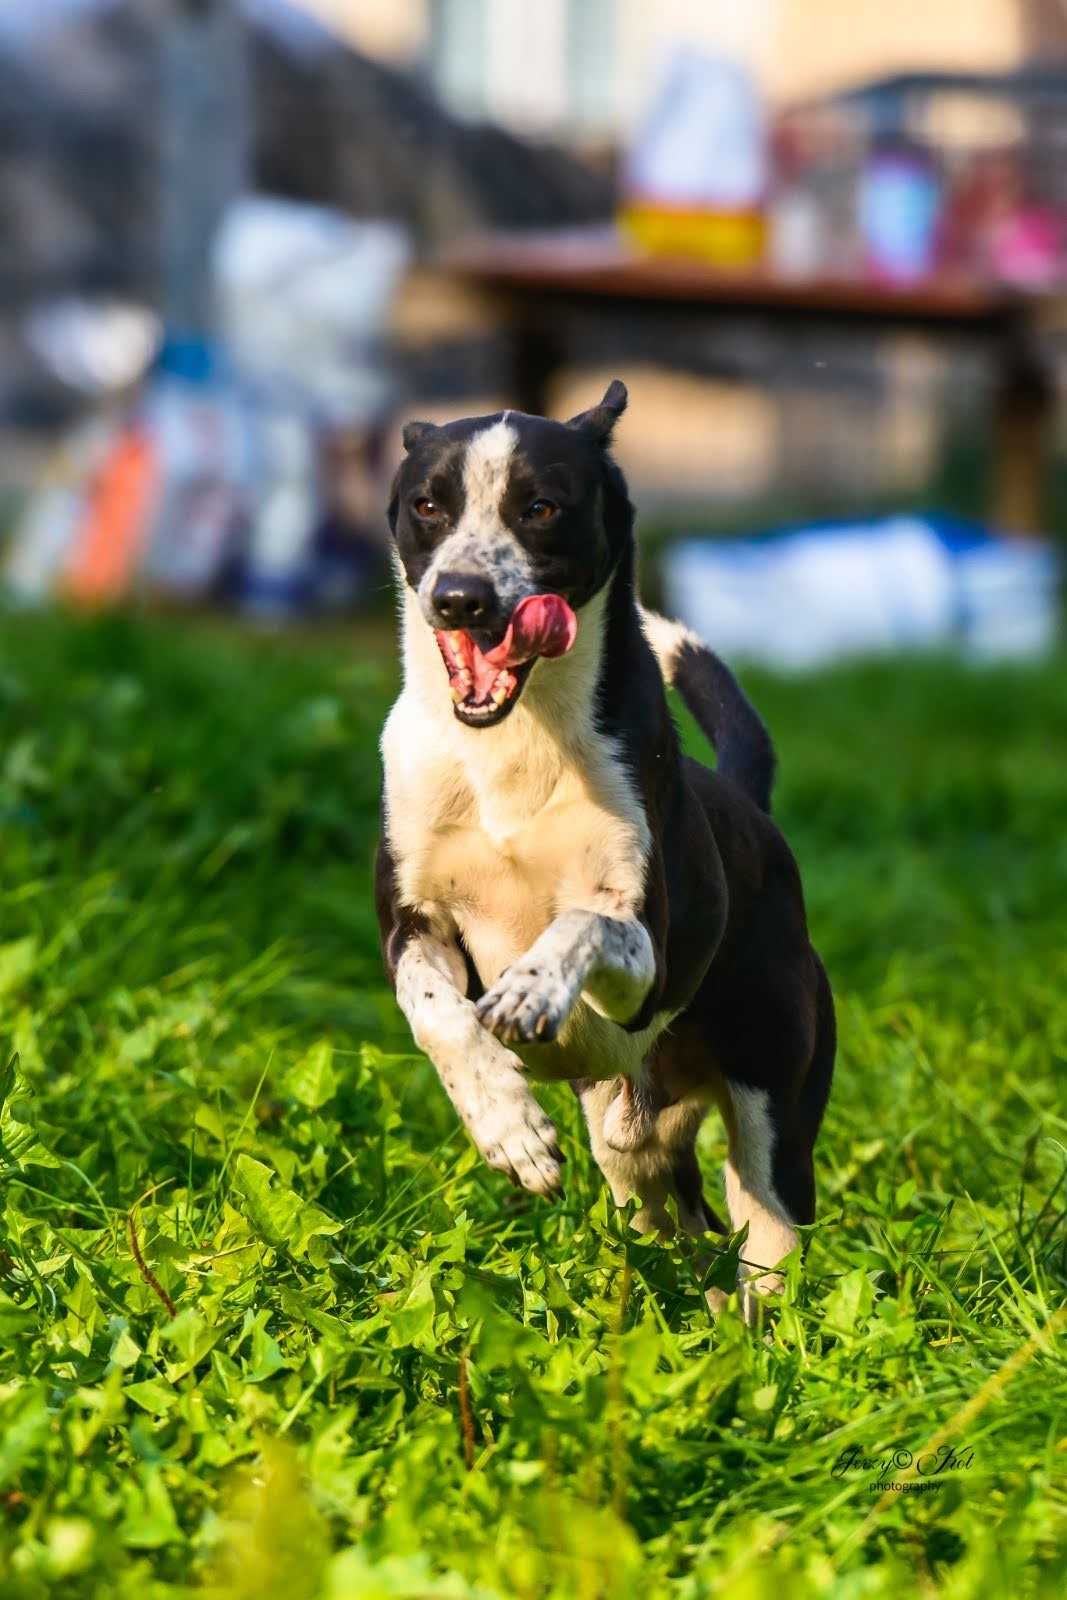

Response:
(474, 1095), (564, 1196)
(474, 962), (578, 1045)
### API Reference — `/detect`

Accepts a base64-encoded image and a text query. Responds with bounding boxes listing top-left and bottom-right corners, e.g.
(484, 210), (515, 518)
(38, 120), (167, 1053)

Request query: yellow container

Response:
(620, 201), (767, 268)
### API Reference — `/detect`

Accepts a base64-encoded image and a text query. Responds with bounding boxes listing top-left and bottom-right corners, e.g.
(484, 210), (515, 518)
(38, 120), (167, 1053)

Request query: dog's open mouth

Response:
(435, 593), (578, 726)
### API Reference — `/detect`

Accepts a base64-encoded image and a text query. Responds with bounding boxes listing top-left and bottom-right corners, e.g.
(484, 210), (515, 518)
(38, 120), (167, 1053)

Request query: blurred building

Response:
(6, 0), (1067, 539)
(300, 0), (1056, 140)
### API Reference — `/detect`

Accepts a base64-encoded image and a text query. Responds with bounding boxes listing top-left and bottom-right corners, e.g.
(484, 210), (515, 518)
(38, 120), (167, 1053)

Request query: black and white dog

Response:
(376, 381), (834, 1317)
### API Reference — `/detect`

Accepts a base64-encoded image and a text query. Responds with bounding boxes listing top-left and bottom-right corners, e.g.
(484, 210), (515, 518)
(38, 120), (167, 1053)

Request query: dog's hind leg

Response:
(575, 1079), (725, 1240)
(716, 957), (836, 1322)
(718, 1081), (805, 1316)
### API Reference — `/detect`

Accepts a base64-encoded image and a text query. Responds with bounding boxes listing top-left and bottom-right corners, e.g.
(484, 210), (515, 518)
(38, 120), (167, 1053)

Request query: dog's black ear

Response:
(566, 379), (628, 446)
(387, 466), (401, 532)
(402, 419), (440, 452)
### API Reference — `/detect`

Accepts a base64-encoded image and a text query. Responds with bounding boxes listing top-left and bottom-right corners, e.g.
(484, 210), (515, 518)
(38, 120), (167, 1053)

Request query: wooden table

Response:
(445, 227), (1056, 533)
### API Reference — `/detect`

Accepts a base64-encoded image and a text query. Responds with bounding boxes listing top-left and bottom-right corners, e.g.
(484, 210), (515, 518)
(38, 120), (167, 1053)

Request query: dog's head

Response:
(388, 381), (631, 726)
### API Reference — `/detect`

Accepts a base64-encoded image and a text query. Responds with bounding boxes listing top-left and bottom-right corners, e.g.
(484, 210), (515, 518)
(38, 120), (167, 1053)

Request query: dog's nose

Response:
(431, 572), (499, 628)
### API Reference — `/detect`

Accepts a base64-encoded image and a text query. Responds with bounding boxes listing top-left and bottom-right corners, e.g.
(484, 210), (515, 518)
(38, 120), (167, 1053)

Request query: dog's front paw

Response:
(475, 961), (579, 1045)
(473, 1094), (564, 1196)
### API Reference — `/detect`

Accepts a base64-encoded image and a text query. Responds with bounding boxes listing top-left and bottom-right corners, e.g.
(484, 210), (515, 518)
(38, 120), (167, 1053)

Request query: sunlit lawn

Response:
(0, 611), (1064, 1597)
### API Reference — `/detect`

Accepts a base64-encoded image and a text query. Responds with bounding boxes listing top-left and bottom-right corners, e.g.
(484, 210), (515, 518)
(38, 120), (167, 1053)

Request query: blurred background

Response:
(3, 0), (1067, 662)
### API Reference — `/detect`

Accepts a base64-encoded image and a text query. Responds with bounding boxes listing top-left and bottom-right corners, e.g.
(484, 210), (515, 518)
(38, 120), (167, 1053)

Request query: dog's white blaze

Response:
(461, 415), (518, 523)
(638, 606), (703, 686)
(723, 1082), (798, 1310)
(416, 418), (535, 622)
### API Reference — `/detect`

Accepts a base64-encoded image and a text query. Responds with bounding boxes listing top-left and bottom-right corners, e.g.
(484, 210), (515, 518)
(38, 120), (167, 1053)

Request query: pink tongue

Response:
(486, 594), (578, 665)
(469, 594), (578, 700)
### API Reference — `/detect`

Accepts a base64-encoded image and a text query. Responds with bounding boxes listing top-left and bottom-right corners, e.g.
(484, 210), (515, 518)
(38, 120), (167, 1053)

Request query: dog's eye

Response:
(412, 497), (441, 520)
(525, 499), (558, 523)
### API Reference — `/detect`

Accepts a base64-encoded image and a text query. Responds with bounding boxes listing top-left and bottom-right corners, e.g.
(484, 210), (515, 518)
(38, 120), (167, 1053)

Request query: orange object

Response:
(63, 427), (159, 607)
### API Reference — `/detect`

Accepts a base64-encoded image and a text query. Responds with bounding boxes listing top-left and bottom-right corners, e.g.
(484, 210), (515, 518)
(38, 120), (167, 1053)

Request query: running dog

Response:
(376, 381), (834, 1318)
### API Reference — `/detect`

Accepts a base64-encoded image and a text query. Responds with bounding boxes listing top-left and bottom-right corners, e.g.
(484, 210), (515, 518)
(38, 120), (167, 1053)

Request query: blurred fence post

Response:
(160, 0), (248, 346)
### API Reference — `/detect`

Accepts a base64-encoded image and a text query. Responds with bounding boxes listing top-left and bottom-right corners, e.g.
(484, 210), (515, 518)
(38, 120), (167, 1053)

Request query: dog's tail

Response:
(640, 608), (776, 812)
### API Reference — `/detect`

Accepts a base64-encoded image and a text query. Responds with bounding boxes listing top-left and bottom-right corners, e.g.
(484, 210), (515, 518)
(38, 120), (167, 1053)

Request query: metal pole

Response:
(159, 0), (248, 347)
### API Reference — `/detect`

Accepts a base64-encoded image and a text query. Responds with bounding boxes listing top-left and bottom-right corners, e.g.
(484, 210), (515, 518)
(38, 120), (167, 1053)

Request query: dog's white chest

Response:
(426, 825), (549, 984)
(382, 691), (649, 992)
(404, 807), (664, 1085)
(399, 765), (601, 986)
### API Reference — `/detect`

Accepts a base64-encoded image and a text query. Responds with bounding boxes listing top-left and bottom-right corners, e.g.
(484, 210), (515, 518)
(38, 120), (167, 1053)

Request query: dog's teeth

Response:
(490, 670), (514, 708)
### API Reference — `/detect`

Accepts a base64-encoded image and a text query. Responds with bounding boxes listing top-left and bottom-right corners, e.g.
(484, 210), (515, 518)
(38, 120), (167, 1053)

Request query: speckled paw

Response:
(473, 1095), (564, 1196)
(474, 963), (579, 1045)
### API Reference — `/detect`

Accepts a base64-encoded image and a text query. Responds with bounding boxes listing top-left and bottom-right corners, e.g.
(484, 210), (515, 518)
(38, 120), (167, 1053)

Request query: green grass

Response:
(0, 611), (1064, 1598)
